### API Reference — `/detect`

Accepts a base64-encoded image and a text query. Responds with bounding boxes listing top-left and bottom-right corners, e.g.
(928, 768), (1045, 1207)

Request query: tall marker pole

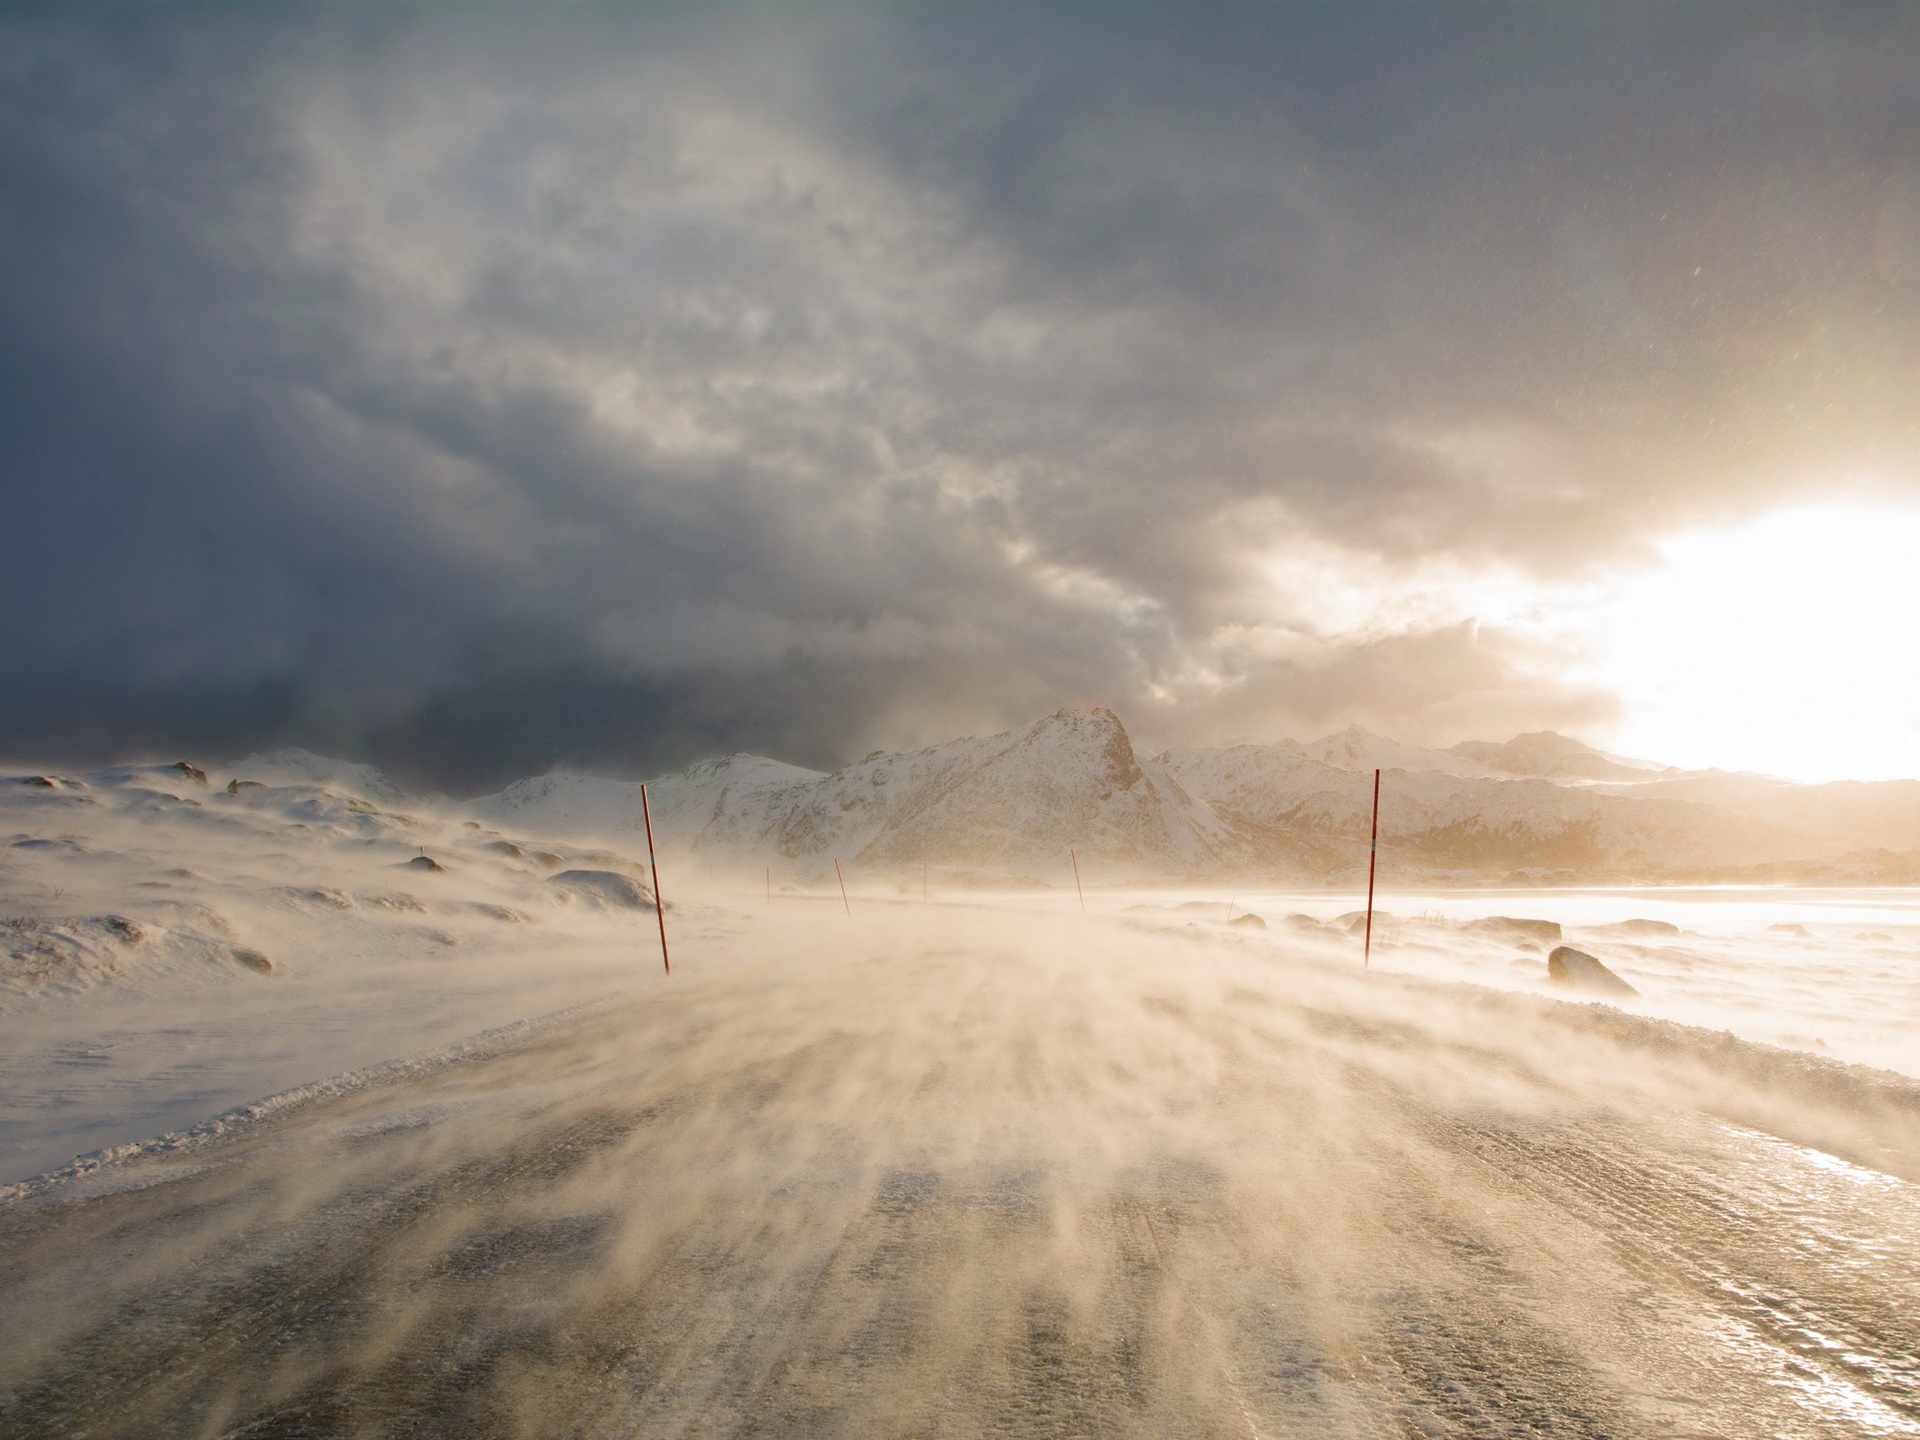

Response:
(834, 858), (851, 915)
(1363, 768), (1380, 969)
(1071, 848), (1086, 913)
(640, 783), (670, 976)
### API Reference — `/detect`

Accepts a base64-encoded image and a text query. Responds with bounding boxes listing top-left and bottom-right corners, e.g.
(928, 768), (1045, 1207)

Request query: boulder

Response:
(231, 948), (274, 976)
(1228, 912), (1267, 929)
(548, 869), (656, 910)
(1333, 911), (1390, 933)
(404, 855), (445, 873)
(1466, 916), (1562, 943)
(1588, 919), (1680, 938)
(171, 762), (210, 787)
(1547, 945), (1639, 998)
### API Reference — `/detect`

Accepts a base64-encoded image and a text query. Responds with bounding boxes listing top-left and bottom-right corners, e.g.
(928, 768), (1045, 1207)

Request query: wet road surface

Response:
(2, 911), (1917, 1438)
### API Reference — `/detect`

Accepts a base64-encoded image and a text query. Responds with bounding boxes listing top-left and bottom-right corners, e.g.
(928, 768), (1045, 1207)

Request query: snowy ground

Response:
(0, 763), (683, 1182)
(3, 767), (1919, 1436)
(1119, 884), (1920, 1077)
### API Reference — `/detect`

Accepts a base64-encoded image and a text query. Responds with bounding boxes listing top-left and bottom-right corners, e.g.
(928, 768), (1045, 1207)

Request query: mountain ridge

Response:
(453, 709), (1920, 884)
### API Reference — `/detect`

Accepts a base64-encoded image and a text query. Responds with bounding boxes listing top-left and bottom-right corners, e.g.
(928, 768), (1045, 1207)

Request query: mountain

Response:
(415, 710), (1920, 884)
(1282, 726), (1670, 784)
(1288, 725), (1490, 778)
(1154, 741), (1810, 880)
(1448, 731), (1670, 782)
(469, 709), (1240, 881)
(474, 754), (825, 845)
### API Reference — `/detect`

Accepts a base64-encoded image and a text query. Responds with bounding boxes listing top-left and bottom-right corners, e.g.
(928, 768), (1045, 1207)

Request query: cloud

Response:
(0, 6), (1915, 788)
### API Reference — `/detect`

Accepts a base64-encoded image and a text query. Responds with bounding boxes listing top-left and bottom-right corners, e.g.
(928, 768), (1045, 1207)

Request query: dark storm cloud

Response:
(1, 5), (1915, 788)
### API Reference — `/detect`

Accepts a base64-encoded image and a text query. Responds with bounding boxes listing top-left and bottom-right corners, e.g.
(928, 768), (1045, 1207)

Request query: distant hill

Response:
(1447, 731), (1670, 781)
(1154, 741), (1807, 882)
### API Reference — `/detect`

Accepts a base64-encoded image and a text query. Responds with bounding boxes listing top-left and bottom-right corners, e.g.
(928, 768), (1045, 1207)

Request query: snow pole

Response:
(834, 857), (851, 915)
(1363, 768), (1380, 969)
(640, 783), (670, 976)
(1071, 848), (1085, 913)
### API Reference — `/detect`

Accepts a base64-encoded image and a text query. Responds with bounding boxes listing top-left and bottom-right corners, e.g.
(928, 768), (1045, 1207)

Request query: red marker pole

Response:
(640, 783), (670, 976)
(834, 858), (851, 915)
(1363, 768), (1380, 969)
(1071, 848), (1085, 913)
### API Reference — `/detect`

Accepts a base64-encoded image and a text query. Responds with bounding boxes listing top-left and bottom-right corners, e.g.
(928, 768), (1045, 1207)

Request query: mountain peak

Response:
(1023, 706), (1141, 790)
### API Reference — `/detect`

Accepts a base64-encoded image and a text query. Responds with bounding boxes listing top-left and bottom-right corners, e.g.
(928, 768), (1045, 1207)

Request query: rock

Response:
(467, 903), (531, 924)
(1547, 945), (1639, 998)
(1333, 911), (1390, 933)
(484, 840), (525, 859)
(226, 778), (265, 794)
(1588, 919), (1680, 938)
(404, 855), (445, 873)
(1228, 912), (1267, 929)
(171, 762), (210, 787)
(231, 948), (274, 976)
(20, 775), (57, 788)
(1767, 922), (1810, 937)
(548, 869), (656, 910)
(1465, 916), (1562, 943)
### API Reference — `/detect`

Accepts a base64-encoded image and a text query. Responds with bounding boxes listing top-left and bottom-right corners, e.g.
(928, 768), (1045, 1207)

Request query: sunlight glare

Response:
(1588, 501), (1920, 782)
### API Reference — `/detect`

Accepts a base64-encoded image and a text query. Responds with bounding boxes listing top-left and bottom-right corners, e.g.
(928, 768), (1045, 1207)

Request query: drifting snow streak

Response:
(3, 907), (1917, 1439)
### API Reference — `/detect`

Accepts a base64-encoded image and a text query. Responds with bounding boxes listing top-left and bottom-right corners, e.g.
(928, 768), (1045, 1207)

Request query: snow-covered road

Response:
(4, 907), (1916, 1438)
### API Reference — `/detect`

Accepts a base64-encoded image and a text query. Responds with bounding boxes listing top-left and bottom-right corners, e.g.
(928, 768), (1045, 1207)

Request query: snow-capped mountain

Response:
(432, 710), (1920, 883)
(1275, 725), (1670, 784)
(1447, 731), (1670, 781)
(470, 709), (1240, 880)
(1154, 741), (1809, 879)
(1286, 725), (1491, 779)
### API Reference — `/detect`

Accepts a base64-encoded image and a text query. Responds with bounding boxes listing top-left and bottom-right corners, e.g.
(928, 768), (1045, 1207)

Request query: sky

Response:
(1, 4), (1917, 790)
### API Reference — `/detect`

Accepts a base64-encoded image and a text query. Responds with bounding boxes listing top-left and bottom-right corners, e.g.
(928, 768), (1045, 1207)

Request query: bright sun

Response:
(1584, 501), (1920, 782)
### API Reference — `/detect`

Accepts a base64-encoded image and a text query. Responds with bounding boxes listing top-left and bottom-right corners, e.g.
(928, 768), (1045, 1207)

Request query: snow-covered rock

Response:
(1548, 945), (1640, 998)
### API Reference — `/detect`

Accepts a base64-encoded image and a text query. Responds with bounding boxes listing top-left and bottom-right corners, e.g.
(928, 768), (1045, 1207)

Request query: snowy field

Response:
(3, 766), (1919, 1436)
